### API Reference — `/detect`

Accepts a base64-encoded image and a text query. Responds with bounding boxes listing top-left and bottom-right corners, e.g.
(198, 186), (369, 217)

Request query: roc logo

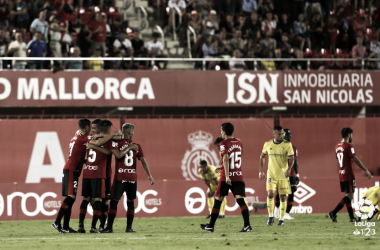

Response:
(294, 181), (316, 204)
(181, 131), (220, 181)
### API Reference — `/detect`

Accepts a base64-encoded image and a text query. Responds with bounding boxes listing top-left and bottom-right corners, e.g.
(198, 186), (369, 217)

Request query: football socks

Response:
(209, 199), (222, 228)
(91, 200), (102, 229)
(54, 196), (75, 225)
(280, 200), (287, 220)
(220, 197), (226, 215)
(106, 199), (119, 229)
(267, 197), (274, 217)
(78, 199), (90, 228)
(207, 197), (214, 214)
(237, 198), (250, 227)
(126, 201), (135, 229)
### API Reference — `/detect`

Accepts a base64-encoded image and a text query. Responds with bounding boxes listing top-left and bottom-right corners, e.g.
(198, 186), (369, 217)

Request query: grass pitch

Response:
(0, 214), (378, 250)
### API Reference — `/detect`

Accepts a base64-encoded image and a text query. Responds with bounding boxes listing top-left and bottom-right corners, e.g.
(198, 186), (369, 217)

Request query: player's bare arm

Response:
(90, 130), (122, 146)
(259, 152), (266, 180)
(223, 154), (231, 185)
(294, 158), (299, 184)
(111, 144), (139, 159)
(140, 157), (154, 185)
(284, 155), (295, 178)
(85, 143), (112, 155)
(353, 156), (373, 179)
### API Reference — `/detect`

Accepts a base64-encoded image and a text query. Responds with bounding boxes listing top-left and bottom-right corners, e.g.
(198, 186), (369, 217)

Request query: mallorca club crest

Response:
(181, 131), (220, 181)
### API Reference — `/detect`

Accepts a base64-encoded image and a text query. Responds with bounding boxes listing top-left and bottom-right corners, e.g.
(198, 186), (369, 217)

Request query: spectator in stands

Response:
(27, 31), (47, 69)
(0, 28), (9, 69)
(335, 0), (356, 49)
(261, 11), (277, 35)
(203, 9), (219, 35)
(260, 50), (276, 70)
(113, 30), (132, 57)
(327, 14), (338, 53)
(49, 15), (64, 57)
(242, 11), (261, 43)
(277, 13), (293, 37)
(88, 12), (106, 56)
(242, 0), (257, 16)
(257, 0), (275, 19)
(10, 0), (29, 38)
(234, 15), (246, 32)
(54, 0), (74, 23)
(366, 36), (380, 69)
(188, 10), (202, 36)
(30, 11), (49, 42)
(34, 0), (54, 19)
(229, 49), (247, 70)
(7, 32), (27, 70)
(352, 35), (366, 69)
(110, 17), (123, 39)
(78, 24), (92, 57)
(230, 29), (245, 52)
(111, 50), (132, 69)
(147, 32), (168, 69)
(87, 47), (104, 70)
(65, 46), (83, 69)
(259, 31), (276, 57)
(353, 15), (367, 39)
(202, 34), (218, 69)
(293, 13), (310, 51)
(219, 13), (234, 39)
(308, 12), (324, 50)
(131, 29), (145, 57)
(304, 0), (322, 20)
(168, 0), (186, 33)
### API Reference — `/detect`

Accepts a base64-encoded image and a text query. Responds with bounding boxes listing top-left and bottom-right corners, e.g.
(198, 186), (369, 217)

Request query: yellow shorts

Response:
(208, 185), (217, 193)
(266, 178), (292, 195)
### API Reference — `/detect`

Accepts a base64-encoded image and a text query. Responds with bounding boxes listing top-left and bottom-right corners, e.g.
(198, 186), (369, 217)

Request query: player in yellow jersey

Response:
(357, 186), (380, 221)
(198, 160), (227, 218)
(259, 125), (295, 226)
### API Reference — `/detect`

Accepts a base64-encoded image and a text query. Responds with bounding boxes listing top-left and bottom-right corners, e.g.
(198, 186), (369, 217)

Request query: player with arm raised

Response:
(200, 122), (251, 233)
(329, 127), (372, 223)
(274, 129), (299, 220)
(259, 126), (294, 226)
(102, 123), (154, 233)
(52, 118), (91, 233)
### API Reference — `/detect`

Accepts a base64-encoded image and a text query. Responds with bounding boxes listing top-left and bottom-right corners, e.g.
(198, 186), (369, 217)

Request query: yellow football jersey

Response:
(363, 186), (380, 207)
(262, 139), (294, 180)
(198, 165), (219, 186)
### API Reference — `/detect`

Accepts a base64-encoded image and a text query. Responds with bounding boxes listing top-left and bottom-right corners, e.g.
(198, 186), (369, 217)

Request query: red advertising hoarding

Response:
(0, 71), (378, 107)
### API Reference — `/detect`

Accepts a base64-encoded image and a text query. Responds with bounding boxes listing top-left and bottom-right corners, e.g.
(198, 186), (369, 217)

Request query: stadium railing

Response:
(0, 57), (378, 71)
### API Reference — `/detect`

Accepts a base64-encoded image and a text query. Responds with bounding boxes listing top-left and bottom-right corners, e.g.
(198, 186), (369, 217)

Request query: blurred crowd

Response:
(1, 0), (380, 70)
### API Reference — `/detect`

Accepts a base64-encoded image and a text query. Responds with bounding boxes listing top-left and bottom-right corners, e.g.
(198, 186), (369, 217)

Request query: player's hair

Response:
(122, 123), (135, 130)
(214, 137), (224, 145)
(199, 160), (208, 166)
(78, 118), (91, 129)
(92, 119), (102, 126)
(273, 125), (283, 132)
(221, 122), (234, 136)
(341, 127), (353, 138)
(100, 120), (113, 133)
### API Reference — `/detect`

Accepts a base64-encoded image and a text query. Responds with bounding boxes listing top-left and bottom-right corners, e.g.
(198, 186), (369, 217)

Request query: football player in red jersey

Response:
(81, 120), (121, 233)
(52, 118), (91, 233)
(200, 122), (251, 233)
(101, 123), (154, 233)
(274, 128), (299, 220)
(329, 127), (372, 223)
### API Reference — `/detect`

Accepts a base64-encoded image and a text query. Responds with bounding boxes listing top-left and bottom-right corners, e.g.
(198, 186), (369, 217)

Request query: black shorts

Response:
(215, 181), (245, 198)
(289, 176), (297, 194)
(82, 178), (105, 198)
(62, 169), (79, 196)
(111, 180), (137, 200)
(340, 180), (356, 193)
(105, 177), (111, 200)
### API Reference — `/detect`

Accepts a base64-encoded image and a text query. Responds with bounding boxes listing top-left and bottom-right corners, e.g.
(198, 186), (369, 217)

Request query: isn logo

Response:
(181, 131), (219, 181)
(290, 181), (316, 214)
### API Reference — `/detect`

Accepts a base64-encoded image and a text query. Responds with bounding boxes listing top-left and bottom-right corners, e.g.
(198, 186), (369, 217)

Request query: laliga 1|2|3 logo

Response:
(352, 199), (377, 236)
(181, 131), (220, 181)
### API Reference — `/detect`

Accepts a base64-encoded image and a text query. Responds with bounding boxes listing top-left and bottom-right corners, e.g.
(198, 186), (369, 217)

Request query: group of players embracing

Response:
(51, 119), (154, 234)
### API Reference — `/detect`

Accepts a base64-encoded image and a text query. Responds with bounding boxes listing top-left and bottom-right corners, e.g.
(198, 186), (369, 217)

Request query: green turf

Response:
(0, 214), (378, 249)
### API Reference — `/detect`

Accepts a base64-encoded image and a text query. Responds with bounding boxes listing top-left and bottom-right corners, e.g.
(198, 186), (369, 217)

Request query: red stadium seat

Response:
(25, 32), (32, 43)
(107, 7), (122, 24)
(304, 48), (319, 69)
(365, 28), (378, 41)
(79, 7), (93, 24)
(319, 48), (334, 67)
(70, 11), (78, 27)
(334, 48), (349, 68)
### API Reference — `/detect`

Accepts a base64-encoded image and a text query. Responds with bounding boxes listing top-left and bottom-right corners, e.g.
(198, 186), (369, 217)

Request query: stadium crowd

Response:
(0, 0), (380, 70)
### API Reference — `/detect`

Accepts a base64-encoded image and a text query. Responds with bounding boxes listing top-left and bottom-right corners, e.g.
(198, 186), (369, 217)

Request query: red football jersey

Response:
(63, 134), (91, 173)
(219, 138), (244, 182)
(289, 145), (298, 177)
(335, 142), (356, 181)
(83, 140), (113, 179)
(111, 139), (144, 181)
